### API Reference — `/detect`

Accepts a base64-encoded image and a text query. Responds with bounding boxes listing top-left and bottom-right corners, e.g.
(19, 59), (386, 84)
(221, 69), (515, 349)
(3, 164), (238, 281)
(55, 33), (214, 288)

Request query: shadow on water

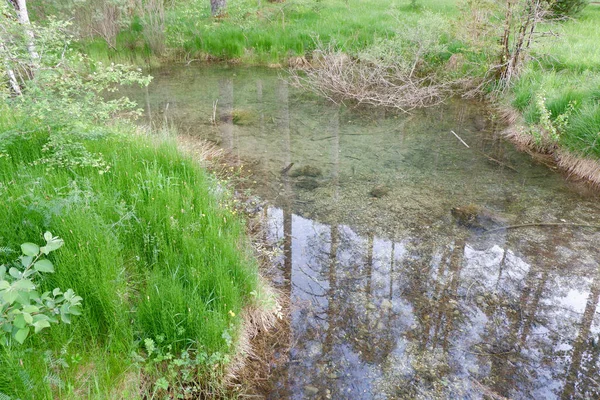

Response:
(128, 65), (600, 399)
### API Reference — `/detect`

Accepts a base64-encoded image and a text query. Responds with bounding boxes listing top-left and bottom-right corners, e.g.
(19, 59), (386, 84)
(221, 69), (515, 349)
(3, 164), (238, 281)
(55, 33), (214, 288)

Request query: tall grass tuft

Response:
(0, 114), (258, 397)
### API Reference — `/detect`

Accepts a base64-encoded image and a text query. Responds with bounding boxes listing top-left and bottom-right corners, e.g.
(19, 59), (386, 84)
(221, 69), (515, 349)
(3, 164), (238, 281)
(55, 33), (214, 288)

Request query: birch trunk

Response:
(210, 0), (226, 16)
(15, 0), (39, 67)
(0, 34), (22, 95)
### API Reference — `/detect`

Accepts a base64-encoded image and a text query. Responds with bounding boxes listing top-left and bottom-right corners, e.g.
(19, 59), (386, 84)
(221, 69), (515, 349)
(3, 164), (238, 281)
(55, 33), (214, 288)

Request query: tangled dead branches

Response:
(288, 50), (463, 113)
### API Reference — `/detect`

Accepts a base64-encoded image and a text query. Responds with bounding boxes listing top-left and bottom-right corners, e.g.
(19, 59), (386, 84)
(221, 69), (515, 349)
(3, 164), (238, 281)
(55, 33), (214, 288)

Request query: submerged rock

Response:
(370, 185), (390, 198)
(304, 385), (319, 395)
(289, 165), (322, 178)
(451, 204), (506, 231)
(295, 177), (320, 190)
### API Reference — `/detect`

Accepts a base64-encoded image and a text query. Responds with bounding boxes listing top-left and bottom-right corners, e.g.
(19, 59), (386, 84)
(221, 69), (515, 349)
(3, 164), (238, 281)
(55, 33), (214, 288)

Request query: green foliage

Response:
(0, 232), (82, 345)
(509, 7), (600, 159)
(134, 335), (231, 398)
(0, 118), (258, 397)
(547, 0), (589, 17)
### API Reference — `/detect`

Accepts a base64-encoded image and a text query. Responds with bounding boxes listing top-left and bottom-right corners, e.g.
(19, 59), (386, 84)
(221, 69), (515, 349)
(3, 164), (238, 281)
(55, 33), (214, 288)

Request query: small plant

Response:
(0, 232), (82, 345)
(532, 91), (576, 145)
(135, 335), (231, 398)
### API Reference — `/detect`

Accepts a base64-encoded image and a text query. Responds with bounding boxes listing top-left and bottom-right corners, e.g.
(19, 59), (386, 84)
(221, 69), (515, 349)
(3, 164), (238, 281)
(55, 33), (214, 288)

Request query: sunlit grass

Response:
(509, 5), (600, 159)
(0, 111), (258, 398)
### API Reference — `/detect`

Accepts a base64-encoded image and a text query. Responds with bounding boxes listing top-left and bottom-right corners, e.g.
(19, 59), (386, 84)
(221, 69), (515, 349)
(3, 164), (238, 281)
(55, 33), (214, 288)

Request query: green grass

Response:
(0, 111), (258, 398)
(509, 5), (600, 159)
(81, 0), (459, 64)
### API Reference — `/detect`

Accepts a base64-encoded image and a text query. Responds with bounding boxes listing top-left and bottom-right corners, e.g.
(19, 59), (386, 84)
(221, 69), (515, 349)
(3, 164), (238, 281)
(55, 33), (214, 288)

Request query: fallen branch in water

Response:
(451, 130), (470, 148)
(450, 130), (518, 172)
(483, 222), (600, 234)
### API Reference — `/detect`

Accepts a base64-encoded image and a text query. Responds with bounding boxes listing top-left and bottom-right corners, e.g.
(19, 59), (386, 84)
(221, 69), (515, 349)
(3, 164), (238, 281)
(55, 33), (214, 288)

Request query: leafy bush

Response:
(0, 232), (82, 345)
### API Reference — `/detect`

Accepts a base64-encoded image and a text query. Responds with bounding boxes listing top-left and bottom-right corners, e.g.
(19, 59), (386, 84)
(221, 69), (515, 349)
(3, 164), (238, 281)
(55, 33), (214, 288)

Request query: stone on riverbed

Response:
(369, 184), (390, 198)
(289, 165), (322, 178)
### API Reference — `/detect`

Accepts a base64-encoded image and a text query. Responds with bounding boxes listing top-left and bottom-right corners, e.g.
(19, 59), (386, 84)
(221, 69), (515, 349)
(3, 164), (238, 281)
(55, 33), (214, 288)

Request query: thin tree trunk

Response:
(210, 0), (226, 16)
(14, 0), (39, 68)
(0, 40), (22, 95)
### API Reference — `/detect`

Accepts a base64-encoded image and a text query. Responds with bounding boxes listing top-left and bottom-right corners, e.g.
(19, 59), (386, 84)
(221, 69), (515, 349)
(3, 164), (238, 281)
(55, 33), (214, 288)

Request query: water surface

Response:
(130, 65), (600, 399)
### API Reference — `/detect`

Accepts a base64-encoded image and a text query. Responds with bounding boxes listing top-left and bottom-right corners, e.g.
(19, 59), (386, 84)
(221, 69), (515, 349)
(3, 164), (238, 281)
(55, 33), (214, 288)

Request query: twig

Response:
(483, 223), (600, 234)
(450, 130), (470, 148)
(280, 162), (294, 175)
(450, 130), (518, 172)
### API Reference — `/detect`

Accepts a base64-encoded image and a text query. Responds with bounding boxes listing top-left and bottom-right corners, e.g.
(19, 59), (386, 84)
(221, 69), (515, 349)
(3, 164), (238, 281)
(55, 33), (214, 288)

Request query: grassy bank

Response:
(79, 0), (459, 64)
(0, 110), (260, 398)
(508, 5), (600, 162)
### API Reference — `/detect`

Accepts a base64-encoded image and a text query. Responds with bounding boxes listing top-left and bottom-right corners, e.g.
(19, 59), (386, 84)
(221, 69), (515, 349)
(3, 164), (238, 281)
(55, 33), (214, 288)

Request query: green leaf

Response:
(14, 327), (29, 344)
(33, 319), (51, 333)
(69, 306), (81, 316)
(13, 279), (35, 291)
(20, 255), (33, 268)
(20, 243), (39, 257)
(3, 290), (18, 305)
(13, 314), (26, 329)
(32, 314), (50, 323)
(34, 259), (54, 273)
(22, 304), (39, 314)
(22, 312), (33, 325)
(9, 267), (22, 279)
(0, 280), (9, 290)
(44, 232), (53, 242)
(60, 312), (71, 324)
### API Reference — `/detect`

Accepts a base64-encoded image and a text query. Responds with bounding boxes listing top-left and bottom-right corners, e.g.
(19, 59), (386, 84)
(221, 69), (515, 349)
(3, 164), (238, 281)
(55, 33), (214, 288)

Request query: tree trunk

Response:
(0, 42), (22, 95)
(210, 0), (226, 16)
(14, 0), (39, 67)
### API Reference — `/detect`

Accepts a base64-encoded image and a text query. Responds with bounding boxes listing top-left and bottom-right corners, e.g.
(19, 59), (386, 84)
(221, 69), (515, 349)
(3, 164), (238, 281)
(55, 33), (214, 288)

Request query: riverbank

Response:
(73, 0), (600, 186)
(502, 5), (600, 186)
(0, 108), (275, 398)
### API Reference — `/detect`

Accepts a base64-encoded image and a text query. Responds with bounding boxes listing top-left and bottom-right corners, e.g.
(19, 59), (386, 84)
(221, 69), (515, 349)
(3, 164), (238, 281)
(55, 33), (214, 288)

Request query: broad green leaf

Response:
(52, 288), (61, 296)
(20, 243), (39, 257)
(2, 322), (12, 333)
(69, 306), (81, 316)
(9, 267), (22, 279)
(64, 289), (75, 301)
(3, 290), (18, 305)
(44, 232), (53, 242)
(20, 255), (33, 268)
(32, 314), (50, 322)
(22, 312), (33, 325)
(12, 279), (35, 291)
(22, 304), (39, 314)
(0, 280), (9, 290)
(34, 259), (54, 273)
(33, 319), (51, 333)
(15, 291), (30, 305)
(14, 327), (29, 344)
(60, 312), (71, 324)
(13, 314), (26, 329)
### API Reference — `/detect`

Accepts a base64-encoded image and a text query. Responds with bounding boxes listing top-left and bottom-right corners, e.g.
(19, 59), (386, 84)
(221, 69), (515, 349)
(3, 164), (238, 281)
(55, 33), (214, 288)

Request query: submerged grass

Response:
(0, 110), (259, 398)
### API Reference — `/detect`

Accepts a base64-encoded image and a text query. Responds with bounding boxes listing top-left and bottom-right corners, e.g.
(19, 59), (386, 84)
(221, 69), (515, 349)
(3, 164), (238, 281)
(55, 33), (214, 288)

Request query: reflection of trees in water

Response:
(269, 204), (600, 399)
(218, 78), (234, 151)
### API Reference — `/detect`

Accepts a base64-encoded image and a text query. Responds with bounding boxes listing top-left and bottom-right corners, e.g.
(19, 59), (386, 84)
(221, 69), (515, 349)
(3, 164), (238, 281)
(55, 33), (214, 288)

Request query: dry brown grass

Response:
(289, 51), (457, 113)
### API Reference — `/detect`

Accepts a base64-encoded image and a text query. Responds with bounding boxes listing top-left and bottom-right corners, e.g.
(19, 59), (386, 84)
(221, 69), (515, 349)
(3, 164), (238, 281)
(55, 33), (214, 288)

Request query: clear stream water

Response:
(129, 65), (600, 399)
